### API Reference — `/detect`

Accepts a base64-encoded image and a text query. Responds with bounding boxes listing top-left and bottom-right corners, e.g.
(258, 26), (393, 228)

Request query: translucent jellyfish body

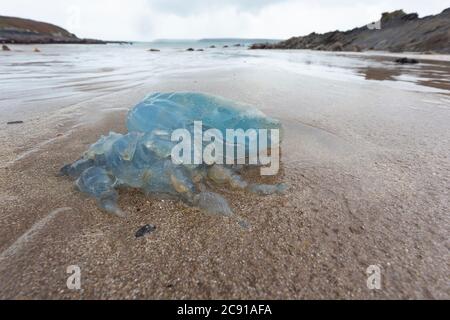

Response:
(60, 93), (286, 217)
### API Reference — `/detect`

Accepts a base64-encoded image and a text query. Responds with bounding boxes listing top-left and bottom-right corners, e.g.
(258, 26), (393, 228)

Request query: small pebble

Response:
(135, 224), (156, 238)
(7, 121), (24, 125)
(395, 57), (419, 64)
(238, 220), (251, 229)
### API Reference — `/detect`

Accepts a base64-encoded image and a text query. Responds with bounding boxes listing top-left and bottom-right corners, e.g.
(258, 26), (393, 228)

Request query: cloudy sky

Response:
(1, 0), (448, 41)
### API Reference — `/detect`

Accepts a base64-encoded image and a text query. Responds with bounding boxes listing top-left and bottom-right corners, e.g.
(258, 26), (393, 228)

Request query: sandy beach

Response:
(0, 45), (449, 299)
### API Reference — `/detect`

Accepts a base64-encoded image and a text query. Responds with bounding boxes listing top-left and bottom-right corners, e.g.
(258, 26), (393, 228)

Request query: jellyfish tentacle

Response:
(207, 165), (248, 190)
(207, 164), (287, 196)
(248, 183), (288, 196)
(99, 197), (126, 218)
(76, 167), (125, 217)
(194, 192), (233, 217)
(59, 158), (95, 178)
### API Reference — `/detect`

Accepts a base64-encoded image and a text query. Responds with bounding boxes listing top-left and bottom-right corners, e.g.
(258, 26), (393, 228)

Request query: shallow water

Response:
(1, 43), (449, 118)
(1, 43), (449, 168)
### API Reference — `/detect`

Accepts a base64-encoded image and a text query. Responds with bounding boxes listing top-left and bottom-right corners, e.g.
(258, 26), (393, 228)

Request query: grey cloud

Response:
(147, 0), (290, 15)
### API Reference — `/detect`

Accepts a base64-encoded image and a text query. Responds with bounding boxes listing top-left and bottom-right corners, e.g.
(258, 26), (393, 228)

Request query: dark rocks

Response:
(250, 8), (450, 54)
(223, 45), (229, 48)
(148, 48), (160, 52)
(209, 45), (216, 48)
(249, 43), (273, 49)
(381, 10), (419, 27)
(107, 41), (132, 45)
(33, 48), (40, 52)
(314, 44), (326, 51)
(77, 38), (105, 44)
(329, 42), (344, 51)
(135, 224), (156, 238)
(196, 49), (204, 51)
(395, 57), (419, 64)
(186, 48), (195, 51)
(2, 44), (10, 51)
(7, 120), (23, 125)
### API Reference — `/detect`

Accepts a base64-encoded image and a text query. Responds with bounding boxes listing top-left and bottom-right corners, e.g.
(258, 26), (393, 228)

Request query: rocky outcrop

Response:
(250, 8), (450, 53)
(395, 58), (419, 64)
(0, 15), (105, 44)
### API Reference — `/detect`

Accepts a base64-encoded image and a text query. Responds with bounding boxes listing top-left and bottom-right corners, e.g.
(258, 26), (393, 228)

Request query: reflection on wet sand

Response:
(357, 55), (450, 94)
(418, 79), (450, 92)
(359, 67), (402, 81)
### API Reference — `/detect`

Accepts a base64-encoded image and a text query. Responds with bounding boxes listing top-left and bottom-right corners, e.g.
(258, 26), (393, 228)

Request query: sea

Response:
(0, 38), (449, 118)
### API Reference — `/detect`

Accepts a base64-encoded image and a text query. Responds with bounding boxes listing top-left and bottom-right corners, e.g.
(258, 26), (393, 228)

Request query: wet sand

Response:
(0, 59), (449, 299)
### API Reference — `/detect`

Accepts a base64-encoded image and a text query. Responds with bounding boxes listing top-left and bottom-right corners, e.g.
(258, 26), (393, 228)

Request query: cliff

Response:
(0, 15), (105, 44)
(250, 8), (450, 53)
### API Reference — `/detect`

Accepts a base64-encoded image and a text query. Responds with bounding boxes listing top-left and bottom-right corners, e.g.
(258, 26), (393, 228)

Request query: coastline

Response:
(0, 62), (449, 299)
(250, 9), (450, 54)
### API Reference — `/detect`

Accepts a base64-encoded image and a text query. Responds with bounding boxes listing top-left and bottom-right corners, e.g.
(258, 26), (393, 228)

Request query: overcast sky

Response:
(1, 0), (448, 41)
